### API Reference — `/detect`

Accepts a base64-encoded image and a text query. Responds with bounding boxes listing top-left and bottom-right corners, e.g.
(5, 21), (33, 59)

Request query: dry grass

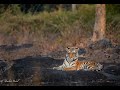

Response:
(0, 5), (119, 56)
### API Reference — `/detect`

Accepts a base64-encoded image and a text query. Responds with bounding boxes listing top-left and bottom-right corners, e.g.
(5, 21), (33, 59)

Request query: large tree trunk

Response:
(72, 4), (76, 11)
(91, 4), (106, 42)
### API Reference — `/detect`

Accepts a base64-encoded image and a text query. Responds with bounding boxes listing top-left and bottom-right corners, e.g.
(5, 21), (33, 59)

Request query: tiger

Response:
(53, 47), (103, 71)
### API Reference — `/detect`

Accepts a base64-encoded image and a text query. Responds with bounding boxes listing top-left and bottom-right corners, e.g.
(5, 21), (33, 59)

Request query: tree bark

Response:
(91, 4), (106, 42)
(58, 4), (63, 11)
(72, 4), (77, 11)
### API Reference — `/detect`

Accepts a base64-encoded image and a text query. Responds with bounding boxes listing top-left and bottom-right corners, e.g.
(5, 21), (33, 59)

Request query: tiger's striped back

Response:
(78, 61), (103, 71)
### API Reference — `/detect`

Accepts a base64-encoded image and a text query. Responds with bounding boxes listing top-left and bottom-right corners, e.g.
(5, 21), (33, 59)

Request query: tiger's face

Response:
(66, 47), (79, 59)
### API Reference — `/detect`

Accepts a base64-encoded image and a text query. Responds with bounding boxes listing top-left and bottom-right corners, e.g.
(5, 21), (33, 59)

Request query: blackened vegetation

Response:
(88, 39), (112, 50)
(0, 44), (33, 51)
(0, 57), (105, 86)
(0, 40), (120, 86)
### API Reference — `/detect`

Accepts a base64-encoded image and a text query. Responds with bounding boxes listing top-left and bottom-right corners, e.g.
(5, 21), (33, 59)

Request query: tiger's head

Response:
(66, 47), (79, 60)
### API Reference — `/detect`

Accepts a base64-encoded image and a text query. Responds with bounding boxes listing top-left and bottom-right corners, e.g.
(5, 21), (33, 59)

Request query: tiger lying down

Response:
(53, 47), (103, 71)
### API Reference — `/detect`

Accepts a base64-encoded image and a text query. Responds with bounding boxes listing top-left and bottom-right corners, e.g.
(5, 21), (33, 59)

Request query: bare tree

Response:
(91, 4), (106, 42)
(58, 4), (63, 11)
(72, 4), (77, 11)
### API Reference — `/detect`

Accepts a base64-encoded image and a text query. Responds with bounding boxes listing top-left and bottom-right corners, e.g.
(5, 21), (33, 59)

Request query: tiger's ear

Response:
(66, 47), (70, 51)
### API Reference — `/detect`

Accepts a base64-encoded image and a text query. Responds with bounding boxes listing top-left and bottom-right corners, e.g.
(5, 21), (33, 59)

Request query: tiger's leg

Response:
(63, 60), (81, 71)
(53, 65), (64, 70)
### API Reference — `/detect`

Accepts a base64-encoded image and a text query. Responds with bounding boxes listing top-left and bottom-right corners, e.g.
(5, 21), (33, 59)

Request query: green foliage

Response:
(0, 4), (21, 15)
(106, 4), (120, 15)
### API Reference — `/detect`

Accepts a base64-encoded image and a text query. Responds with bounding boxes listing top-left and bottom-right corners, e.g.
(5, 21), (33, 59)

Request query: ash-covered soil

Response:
(0, 56), (120, 86)
(0, 39), (120, 86)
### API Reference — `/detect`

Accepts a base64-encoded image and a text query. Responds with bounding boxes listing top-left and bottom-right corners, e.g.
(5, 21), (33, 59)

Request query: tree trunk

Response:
(91, 4), (106, 42)
(72, 4), (76, 11)
(58, 4), (63, 11)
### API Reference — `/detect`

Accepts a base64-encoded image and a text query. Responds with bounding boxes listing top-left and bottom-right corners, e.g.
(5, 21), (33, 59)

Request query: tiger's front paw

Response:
(53, 67), (57, 69)
(53, 66), (63, 70)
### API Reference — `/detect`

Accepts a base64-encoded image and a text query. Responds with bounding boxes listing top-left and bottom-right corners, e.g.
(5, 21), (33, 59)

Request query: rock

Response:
(88, 39), (112, 50)
(78, 48), (86, 55)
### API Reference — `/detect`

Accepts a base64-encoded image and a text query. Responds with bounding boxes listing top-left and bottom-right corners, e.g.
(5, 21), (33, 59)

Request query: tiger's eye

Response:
(67, 47), (70, 49)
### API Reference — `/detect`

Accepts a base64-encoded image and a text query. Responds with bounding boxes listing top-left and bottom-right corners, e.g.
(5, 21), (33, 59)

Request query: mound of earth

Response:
(88, 39), (112, 50)
(0, 56), (120, 86)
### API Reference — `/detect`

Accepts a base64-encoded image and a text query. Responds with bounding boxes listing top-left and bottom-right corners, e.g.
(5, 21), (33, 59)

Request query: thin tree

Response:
(72, 4), (77, 11)
(58, 4), (63, 11)
(91, 4), (106, 42)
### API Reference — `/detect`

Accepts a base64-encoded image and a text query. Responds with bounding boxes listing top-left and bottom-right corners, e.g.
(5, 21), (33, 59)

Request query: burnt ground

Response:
(0, 41), (120, 86)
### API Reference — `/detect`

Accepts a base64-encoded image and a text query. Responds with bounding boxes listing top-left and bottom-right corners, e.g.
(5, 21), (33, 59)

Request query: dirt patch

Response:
(0, 41), (120, 86)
